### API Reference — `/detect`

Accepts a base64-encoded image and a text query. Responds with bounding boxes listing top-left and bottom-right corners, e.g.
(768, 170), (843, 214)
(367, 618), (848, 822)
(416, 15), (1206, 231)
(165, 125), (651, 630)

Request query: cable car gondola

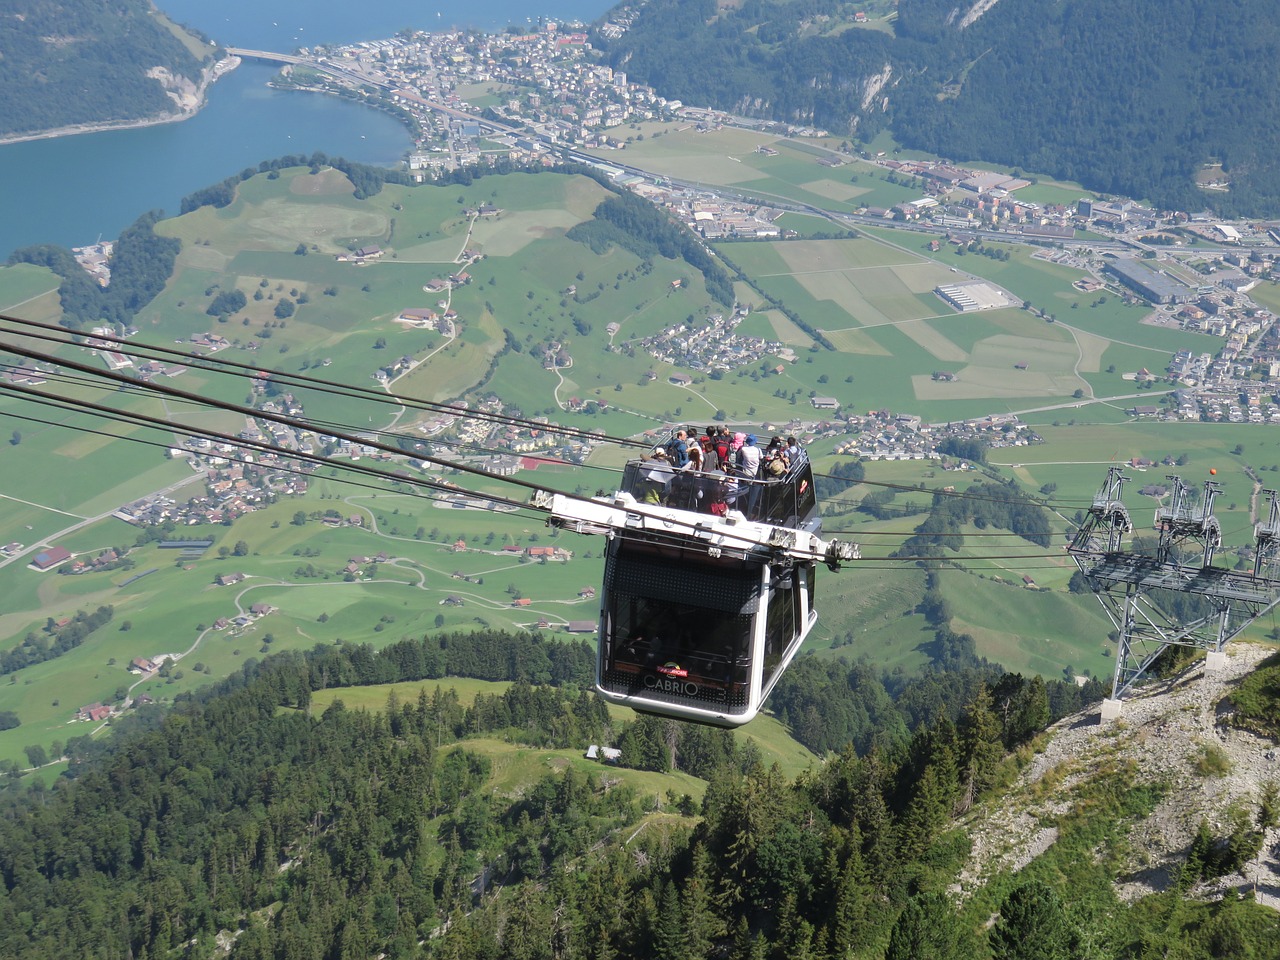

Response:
(537, 441), (858, 727)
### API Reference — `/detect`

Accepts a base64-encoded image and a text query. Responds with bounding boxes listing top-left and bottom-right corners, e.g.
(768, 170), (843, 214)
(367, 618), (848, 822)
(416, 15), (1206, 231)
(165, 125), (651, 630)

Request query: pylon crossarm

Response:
(1125, 596), (1219, 648)
(1094, 589), (1213, 647)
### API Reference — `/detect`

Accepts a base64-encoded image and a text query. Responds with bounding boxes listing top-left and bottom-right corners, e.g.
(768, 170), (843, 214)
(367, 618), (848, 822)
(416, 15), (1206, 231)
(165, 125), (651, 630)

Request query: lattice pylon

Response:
(1069, 477), (1280, 718)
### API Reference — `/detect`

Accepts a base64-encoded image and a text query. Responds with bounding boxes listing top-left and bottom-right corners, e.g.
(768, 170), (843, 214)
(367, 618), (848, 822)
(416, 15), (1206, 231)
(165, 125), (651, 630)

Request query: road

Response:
(0, 471), (206, 572)
(924, 391), (1156, 431)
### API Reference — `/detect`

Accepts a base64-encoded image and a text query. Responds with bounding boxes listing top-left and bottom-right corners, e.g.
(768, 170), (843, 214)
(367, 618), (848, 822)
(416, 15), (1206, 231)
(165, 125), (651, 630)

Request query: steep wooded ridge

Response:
(0, 0), (211, 139)
(599, 0), (1280, 216)
(6, 629), (1280, 958)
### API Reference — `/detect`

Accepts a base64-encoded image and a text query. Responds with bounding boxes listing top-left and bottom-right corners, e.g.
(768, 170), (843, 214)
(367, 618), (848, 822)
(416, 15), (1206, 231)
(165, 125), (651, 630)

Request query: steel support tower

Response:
(1068, 467), (1280, 718)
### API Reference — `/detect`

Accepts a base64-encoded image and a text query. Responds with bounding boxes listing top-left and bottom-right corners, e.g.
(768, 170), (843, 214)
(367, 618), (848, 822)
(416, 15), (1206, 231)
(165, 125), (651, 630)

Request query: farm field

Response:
(0, 484), (616, 766)
(602, 124), (921, 213)
(0, 263), (60, 315)
(719, 234), (1142, 420)
(937, 568), (1114, 678)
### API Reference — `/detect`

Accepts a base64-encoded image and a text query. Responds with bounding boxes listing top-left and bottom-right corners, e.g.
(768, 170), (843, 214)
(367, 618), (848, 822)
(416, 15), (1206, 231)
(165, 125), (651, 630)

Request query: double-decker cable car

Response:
(537, 441), (858, 727)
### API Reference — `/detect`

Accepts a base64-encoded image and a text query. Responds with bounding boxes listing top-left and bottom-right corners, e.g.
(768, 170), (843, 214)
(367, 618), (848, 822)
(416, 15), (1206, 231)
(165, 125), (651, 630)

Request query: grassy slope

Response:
(307, 675), (818, 797)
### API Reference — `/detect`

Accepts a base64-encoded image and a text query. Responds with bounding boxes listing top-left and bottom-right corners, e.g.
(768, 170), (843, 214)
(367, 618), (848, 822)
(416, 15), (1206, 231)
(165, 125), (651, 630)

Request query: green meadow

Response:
(0, 263), (61, 315)
(307, 676), (818, 783)
(602, 125), (920, 213)
(0, 487), (613, 766)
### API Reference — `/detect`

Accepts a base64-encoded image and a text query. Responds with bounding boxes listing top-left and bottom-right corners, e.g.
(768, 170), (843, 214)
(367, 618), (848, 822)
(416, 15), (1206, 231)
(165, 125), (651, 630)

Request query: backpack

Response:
(664, 436), (689, 467)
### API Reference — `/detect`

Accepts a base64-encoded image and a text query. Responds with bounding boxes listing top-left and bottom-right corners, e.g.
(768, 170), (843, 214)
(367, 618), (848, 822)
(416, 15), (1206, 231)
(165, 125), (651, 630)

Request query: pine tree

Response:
(683, 843), (724, 960)
(989, 881), (1079, 960)
(652, 881), (685, 960)
(1004, 676), (1050, 747)
(885, 892), (967, 960)
(826, 842), (875, 958)
(896, 763), (950, 861)
(501, 884), (556, 960)
(786, 919), (816, 960)
(772, 892), (801, 960)
(959, 687), (1004, 811)
(725, 915), (755, 960)
(1182, 820), (1214, 887)
(850, 750), (896, 887)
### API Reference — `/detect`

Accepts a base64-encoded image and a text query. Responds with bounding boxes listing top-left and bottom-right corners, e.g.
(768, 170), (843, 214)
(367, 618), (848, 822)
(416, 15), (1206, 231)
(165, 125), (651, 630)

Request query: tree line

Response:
(566, 188), (735, 307)
(8, 211), (179, 331)
(0, 605), (113, 678)
(893, 480), (1052, 561)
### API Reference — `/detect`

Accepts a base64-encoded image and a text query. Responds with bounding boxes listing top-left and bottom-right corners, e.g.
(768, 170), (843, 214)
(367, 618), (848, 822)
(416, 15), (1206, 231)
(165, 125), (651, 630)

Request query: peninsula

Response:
(0, 0), (217, 143)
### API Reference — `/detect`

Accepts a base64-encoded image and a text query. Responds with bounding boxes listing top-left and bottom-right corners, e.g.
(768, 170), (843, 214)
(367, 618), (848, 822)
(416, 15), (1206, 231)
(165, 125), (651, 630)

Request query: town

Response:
(220, 19), (1280, 441)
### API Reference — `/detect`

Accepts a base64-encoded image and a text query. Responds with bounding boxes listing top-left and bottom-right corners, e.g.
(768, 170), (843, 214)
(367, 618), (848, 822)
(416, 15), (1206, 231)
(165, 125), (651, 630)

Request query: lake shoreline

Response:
(0, 56), (241, 148)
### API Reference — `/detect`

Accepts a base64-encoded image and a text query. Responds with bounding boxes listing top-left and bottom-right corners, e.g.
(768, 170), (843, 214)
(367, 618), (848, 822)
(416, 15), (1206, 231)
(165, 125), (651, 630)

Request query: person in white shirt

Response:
(737, 434), (762, 517)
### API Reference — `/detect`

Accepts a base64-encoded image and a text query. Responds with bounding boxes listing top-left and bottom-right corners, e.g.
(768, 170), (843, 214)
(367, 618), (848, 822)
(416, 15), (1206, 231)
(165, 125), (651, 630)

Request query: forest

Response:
(597, 0), (1280, 215)
(0, 0), (210, 138)
(891, 482), (1054, 561)
(2, 627), (1274, 959)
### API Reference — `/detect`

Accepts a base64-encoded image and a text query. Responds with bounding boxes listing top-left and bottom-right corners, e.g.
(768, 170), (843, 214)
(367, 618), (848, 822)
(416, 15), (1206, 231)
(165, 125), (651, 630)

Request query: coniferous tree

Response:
(652, 881), (685, 960)
(989, 881), (1079, 960)
(885, 892), (969, 960)
(682, 843), (723, 960)
(825, 834), (876, 957)
(958, 687), (1004, 812)
(895, 764), (950, 861)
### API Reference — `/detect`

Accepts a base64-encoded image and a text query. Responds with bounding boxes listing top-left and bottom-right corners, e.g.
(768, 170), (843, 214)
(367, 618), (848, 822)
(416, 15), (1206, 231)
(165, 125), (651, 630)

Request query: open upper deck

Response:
(618, 451), (819, 532)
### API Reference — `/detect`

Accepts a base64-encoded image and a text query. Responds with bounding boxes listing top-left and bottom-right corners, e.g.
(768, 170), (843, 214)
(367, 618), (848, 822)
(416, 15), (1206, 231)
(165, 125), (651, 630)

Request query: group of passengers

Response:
(640, 425), (803, 518)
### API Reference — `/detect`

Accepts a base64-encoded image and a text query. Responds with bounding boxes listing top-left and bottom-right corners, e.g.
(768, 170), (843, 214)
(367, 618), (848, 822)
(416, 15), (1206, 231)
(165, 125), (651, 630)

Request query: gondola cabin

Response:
(539, 447), (857, 727)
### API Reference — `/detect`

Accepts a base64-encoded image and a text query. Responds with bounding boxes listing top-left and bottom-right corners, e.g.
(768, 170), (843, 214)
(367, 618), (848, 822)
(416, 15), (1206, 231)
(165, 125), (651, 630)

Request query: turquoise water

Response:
(159, 0), (601, 50)
(0, 0), (608, 259)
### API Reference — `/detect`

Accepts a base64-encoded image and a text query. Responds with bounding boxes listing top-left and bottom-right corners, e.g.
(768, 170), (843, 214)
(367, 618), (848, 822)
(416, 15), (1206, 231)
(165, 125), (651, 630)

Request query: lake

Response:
(0, 0), (610, 260)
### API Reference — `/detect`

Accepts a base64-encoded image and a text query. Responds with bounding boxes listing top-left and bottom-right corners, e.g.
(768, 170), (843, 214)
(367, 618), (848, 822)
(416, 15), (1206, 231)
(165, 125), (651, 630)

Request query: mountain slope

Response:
(960, 643), (1280, 908)
(0, 0), (213, 139)
(599, 0), (1280, 215)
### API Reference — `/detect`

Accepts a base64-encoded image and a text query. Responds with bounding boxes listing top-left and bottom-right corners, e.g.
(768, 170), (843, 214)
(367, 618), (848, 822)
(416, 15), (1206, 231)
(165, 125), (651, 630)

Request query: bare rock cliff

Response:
(959, 643), (1280, 909)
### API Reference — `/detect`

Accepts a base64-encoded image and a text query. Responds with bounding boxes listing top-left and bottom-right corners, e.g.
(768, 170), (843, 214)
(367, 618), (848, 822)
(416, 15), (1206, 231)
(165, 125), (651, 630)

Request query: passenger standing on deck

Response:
(670, 442), (701, 508)
(701, 435), (721, 472)
(641, 448), (673, 503)
(737, 434), (762, 517)
(764, 436), (786, 469)
(714, 427), (733, 468)
(684, 443), (703, 481)
(701, 466), (728, 515)
(666, 429), (690, 468)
